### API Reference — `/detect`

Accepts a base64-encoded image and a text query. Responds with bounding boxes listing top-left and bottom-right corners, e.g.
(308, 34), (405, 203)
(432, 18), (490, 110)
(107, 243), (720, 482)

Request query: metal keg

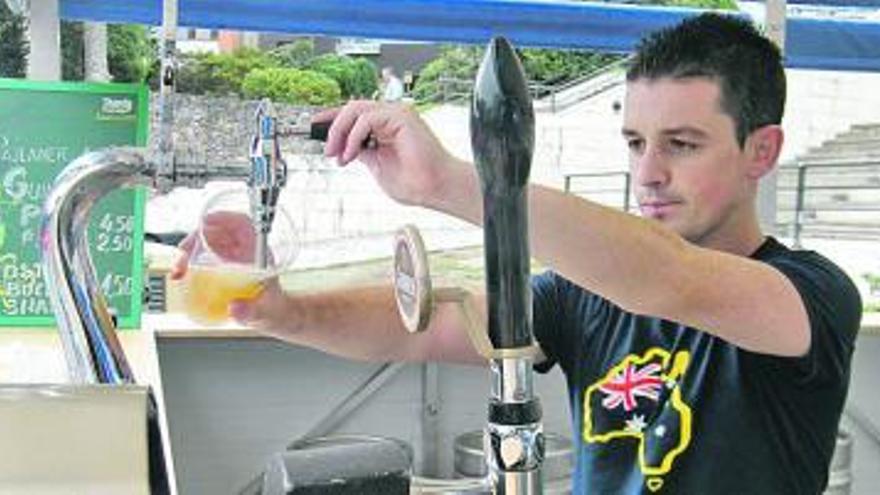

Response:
(453, 430), (573, 494)
(824, 428), (853, 495)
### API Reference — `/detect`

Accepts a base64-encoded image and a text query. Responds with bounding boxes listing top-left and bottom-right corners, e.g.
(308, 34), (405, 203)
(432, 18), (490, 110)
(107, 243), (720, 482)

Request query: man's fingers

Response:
(178, 231), (197, 252)
(312, 107), (340, 125)
(325, 100), (374, 161)
(230, 280), (285, 329)
(170, 232), (197, 280)
(342, 112), (384, 164)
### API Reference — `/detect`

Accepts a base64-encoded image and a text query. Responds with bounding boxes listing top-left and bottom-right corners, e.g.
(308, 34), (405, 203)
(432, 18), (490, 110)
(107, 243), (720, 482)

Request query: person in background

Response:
(173, 13), (861, 494)
(380, 66), (405, 102)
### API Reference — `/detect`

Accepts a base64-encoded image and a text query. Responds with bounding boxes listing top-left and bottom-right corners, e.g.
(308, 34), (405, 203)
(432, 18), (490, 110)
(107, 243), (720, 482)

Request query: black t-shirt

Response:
(532, 237), (861, 494)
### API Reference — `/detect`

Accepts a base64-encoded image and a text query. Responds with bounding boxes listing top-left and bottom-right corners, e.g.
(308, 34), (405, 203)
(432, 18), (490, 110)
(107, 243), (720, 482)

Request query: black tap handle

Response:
(307, 120), (333, 141)
(301, 120), (377, 149)
(470, 37), (535, 350)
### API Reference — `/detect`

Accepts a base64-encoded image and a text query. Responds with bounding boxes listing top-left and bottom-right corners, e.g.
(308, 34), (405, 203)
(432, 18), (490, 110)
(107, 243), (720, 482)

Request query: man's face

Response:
(623, 77), (754, 246)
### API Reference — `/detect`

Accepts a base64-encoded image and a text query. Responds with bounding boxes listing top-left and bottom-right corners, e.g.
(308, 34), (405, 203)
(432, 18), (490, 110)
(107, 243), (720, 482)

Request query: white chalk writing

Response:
(0, 135), (69, 165)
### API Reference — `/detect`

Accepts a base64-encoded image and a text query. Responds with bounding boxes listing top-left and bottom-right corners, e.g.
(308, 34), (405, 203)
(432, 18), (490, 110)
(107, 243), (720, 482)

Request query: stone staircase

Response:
(776, 123), (880, 241)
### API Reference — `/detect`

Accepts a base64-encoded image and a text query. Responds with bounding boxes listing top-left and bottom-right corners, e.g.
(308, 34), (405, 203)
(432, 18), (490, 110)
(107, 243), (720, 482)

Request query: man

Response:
(381, 66), (405, 102)
(173, 13), (861, 494)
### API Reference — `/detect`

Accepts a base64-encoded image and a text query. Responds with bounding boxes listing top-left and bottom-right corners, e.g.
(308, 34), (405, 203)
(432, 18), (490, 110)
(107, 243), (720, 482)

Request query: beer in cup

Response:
(180, 187), (298, 325)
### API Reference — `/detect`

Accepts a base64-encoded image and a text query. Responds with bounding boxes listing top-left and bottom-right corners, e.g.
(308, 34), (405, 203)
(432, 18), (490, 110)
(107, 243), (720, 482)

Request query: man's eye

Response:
(669, 139), (698, 153)
(627, 139), (644, 153)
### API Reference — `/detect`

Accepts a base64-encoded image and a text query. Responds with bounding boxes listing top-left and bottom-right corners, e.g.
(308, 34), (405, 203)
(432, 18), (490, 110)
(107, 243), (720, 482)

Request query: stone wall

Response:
(147, 93), (317, 166)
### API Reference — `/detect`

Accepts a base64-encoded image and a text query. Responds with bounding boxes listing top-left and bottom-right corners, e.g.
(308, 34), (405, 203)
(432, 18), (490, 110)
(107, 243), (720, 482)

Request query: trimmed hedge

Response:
(241, 67), (341, 105)
(306, 54), (378, 100)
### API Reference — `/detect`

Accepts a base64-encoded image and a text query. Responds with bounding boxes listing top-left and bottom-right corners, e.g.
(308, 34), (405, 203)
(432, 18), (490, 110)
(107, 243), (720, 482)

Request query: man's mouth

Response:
(639, 200), (681, 217)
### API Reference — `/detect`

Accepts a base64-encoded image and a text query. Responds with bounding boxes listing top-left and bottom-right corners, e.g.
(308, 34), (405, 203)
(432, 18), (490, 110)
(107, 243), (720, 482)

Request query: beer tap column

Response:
(471, 37), (543, 495)
(247, 100), (287, 269)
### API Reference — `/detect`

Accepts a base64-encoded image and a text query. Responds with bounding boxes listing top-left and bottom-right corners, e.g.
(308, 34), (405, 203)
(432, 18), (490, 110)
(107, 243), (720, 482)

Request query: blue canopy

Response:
(59, 0), (880, 72)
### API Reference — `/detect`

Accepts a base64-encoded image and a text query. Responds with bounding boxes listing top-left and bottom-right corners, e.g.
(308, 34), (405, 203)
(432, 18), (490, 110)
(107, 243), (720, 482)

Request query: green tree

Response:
(241, 67), (341, 105)
(177, 48), (275, 95)
(61, 22), (158, 82)
(269, 39), (315, 68)
(351, 58), (379, 99)
(412, 45), (482, 102)
(306, 53), (377, 100)
(61, 21), (85, 80)
(519, 49), (620, 88)
(414, 45), (619, 102)
(108, 24), (155, 82)
(0, 2), (28, 78)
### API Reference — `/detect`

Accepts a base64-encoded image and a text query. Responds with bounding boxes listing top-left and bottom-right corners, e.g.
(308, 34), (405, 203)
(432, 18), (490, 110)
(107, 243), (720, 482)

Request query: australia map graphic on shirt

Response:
(583, 348), (692, 492)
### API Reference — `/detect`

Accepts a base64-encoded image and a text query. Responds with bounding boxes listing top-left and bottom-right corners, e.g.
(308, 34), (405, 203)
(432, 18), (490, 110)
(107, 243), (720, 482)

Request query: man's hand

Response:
(317, 101), (459, 210)
(170, 211), (290, 331)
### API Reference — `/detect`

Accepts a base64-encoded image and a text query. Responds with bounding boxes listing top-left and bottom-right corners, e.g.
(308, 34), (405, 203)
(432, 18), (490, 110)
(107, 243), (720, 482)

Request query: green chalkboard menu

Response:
(0, 78), (148, 329)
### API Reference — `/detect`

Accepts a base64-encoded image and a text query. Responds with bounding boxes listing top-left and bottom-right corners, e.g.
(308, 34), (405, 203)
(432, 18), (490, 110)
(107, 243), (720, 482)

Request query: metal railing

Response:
(563, 171), (632, 212)
(431, 55), (629, 111)
(434, 76), (557, 105)
(563, 161), (880, 244)
(778, 159), (880, 246)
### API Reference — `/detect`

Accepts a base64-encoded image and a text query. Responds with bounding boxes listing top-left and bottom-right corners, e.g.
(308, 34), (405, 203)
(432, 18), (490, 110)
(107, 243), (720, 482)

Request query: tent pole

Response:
(156, 0), (179, 192)
(765, 0), (788, 51)
(27, 0), (61, 80)
(758, 0), (786, 236)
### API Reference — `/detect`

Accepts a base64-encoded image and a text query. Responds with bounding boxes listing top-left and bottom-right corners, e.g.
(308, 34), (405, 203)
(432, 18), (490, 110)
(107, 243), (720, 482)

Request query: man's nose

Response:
(633, 147), (670, 188)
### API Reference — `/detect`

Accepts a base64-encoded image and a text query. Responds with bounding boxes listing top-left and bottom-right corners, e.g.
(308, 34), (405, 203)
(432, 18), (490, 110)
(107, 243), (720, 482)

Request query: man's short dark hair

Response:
(627, 13), (786, 148)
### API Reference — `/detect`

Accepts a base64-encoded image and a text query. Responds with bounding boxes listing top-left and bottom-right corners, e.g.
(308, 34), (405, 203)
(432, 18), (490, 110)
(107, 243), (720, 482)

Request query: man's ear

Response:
(744, 125), (784, 179)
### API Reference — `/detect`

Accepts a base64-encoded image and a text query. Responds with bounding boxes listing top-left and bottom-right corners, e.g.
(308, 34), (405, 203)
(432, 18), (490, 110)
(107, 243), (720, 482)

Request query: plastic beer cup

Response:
(181, 187), (298, 325)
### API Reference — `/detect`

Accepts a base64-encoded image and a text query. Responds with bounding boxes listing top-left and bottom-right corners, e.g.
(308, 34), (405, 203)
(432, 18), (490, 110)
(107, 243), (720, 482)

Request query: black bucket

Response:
(261, 435), (412, 495)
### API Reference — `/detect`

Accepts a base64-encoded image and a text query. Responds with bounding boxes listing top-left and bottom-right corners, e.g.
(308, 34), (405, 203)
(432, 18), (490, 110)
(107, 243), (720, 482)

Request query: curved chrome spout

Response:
(40, 147), (250, 384)
(40, 148), (152, 385)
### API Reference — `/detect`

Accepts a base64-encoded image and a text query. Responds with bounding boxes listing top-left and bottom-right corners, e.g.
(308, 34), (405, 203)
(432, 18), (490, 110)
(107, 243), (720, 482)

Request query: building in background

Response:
(259, 34), (440, 79)
(174, 28), (260, 54)
(173, 29), (438, 88)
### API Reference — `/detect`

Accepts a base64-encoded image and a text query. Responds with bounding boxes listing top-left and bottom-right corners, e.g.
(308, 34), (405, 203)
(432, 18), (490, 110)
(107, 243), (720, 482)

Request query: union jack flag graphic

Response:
(598, 362), (664, 412)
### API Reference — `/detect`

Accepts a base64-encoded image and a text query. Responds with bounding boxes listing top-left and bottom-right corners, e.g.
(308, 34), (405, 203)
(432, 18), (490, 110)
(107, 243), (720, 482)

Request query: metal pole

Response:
(765, 0), (788, 52)
(793, 164), (807, 248)
(26, 0), (60, 80)
(155, 0), (179, 193)
(758, 0), (786, 234)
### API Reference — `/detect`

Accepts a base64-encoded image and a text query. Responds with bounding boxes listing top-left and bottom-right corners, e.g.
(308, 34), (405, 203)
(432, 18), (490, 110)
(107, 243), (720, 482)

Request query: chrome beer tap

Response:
(40, 103), (290, 385)
(248, 100), (288, 269)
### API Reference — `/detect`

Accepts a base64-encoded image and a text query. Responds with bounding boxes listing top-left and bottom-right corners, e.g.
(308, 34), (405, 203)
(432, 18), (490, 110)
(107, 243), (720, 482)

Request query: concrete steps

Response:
(778, 123), (880, 241)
